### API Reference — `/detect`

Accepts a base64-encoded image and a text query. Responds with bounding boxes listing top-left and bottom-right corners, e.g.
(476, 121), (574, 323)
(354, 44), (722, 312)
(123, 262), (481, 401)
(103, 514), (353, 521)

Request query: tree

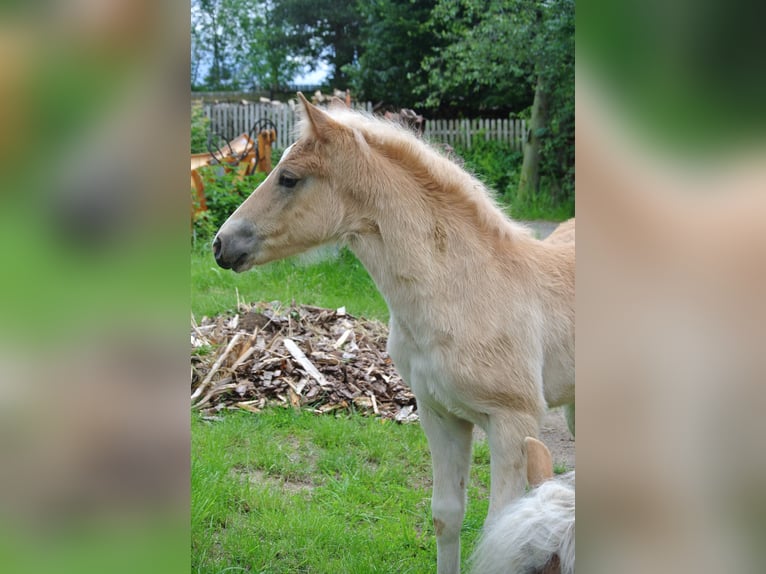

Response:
(346, 0), (440, 106)
(419, 0), (534, 113)
(234, 1), (314, 95)
(273, 0), (362, 87)
(518, 0), (574, 201)
(191, 0), (320, 93)
(192, 0), (242, 90)
(423, 0), (574, 198)
(518, 75), (548, 199)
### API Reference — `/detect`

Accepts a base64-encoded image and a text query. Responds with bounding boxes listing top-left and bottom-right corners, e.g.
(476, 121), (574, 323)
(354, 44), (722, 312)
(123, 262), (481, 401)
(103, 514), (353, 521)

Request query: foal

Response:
(214, 95), (575, 573)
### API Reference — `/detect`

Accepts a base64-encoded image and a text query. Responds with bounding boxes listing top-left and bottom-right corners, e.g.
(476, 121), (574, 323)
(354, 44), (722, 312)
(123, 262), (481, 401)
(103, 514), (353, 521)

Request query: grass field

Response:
(192, 245), (388, 322)
(192, 409), (492, 573)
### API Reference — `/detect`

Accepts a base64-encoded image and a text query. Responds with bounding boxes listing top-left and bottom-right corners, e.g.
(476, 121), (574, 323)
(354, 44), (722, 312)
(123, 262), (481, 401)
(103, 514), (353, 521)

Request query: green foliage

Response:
(190, 101), (209, 153)
(454, 137), (523, 200)
(192, 0), (361, 91)
(453, 138), (573, 221)
(418, 0), (533, 112)
(273, 0), (361, 87)
(191, 0), (242, 90)
(192, 167), (267, 243)
(345, 0), (439, 106)
(234, 1), (315, 93)
(192, 0), (320, 91)
(506, 189), (574, 223)
(535, 0), (575, 201)
(422, 0), (575, 198)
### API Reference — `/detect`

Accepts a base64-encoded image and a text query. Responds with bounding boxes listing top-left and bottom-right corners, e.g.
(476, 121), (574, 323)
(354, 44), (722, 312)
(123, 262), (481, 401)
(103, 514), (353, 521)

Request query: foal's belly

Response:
(542, 355), (575, 407)
(412, 349), (492, 427)
(387, 313), (562, 429)
(542, 339), (575, 407)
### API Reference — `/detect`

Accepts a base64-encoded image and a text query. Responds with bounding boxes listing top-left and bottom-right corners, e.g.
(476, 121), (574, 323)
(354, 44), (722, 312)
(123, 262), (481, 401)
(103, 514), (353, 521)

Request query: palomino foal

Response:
(214, 94), (575, 574)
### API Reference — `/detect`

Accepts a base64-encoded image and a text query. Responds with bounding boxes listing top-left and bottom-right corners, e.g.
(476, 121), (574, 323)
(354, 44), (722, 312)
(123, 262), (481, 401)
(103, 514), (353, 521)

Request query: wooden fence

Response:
(423, 117), (526, 150)
(200, 102), (526, 151)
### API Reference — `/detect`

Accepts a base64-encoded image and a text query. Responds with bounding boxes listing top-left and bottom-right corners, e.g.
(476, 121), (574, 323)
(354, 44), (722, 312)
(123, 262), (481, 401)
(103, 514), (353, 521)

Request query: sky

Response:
(193, 56), (330, 89)
(293, 61), (330, 85)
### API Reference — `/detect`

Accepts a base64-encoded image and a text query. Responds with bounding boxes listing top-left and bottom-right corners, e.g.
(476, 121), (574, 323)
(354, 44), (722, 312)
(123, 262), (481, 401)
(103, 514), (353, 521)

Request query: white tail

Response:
(470, 438), (575, 574)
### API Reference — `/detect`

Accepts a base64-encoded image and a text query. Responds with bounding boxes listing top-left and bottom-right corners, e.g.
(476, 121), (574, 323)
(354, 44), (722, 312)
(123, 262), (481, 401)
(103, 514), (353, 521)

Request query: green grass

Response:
(505, 192), (574, 223)
(192, 409), (492, 573)
(192, 245), (389, 322)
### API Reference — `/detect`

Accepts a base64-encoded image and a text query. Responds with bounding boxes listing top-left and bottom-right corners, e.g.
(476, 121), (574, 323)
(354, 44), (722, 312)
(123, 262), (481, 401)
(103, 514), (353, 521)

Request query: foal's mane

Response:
(298, 107), (532, 240)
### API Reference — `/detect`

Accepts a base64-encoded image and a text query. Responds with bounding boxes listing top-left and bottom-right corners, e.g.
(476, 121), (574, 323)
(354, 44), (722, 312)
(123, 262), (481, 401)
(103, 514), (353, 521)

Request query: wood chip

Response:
(190, 302), (416, 420)
(368, 391), (379, 415)
(191, 332), (243, 403)
(236, 402), (261, 414)
(333, 329), (353, 349)
(283, 337), (331, 387)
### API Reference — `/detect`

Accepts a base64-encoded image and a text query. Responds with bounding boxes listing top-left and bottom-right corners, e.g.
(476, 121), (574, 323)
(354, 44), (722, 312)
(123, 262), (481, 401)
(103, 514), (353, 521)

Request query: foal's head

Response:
(213, 94), (372, 271)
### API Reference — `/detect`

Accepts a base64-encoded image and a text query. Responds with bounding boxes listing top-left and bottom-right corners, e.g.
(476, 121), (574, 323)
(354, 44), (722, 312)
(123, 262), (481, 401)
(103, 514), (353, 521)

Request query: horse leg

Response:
(486, 410), (540, 520)
(419, 403), (473, 574)
(564, 402), (575, 436)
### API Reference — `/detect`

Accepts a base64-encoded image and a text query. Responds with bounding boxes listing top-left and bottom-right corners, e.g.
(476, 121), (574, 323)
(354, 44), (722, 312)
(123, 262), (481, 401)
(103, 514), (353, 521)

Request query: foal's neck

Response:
(347, 174), (529, 323)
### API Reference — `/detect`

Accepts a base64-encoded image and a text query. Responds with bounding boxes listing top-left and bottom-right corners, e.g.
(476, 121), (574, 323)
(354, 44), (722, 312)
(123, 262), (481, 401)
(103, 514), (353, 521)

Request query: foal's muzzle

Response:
(213, 219), (259, 271)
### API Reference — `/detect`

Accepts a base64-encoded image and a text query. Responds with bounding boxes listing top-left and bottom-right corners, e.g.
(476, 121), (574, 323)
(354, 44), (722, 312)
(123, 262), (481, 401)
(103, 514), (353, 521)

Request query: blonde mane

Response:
(298, 108), (532, 242)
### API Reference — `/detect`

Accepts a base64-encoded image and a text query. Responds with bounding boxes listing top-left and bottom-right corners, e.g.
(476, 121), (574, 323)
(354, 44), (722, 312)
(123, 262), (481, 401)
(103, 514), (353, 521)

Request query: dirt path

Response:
(539, 407), (575, 470)
(522, 220), (562, 240)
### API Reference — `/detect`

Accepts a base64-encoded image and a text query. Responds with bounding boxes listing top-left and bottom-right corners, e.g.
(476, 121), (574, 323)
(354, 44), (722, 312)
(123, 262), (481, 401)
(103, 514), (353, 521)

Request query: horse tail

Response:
(470, 436), (575, 574)
(469, 475), (575, 574)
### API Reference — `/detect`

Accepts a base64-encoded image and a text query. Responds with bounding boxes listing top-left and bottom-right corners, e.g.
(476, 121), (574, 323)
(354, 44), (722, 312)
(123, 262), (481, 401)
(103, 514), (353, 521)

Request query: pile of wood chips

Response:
(191, 301), (418, 422)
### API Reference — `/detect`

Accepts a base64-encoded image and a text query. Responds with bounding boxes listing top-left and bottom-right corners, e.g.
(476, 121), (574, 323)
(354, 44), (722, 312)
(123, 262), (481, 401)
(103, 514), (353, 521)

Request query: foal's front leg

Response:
(418, 403), (474, 574)
(486, 409), (540, 519)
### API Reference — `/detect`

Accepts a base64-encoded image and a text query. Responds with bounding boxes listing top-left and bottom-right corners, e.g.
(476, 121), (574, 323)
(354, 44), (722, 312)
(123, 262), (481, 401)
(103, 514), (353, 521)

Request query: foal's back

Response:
(545, 218), (575, 245)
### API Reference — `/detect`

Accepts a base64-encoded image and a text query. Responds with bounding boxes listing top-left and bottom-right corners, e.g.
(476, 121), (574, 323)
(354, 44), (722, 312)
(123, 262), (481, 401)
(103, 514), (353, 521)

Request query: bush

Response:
(453, 136), (574, 221)
(454, 137), (523, 201)
(191, 102), (209, 153)
(540, 97), (575, 203)
(506, 190), (574, 222)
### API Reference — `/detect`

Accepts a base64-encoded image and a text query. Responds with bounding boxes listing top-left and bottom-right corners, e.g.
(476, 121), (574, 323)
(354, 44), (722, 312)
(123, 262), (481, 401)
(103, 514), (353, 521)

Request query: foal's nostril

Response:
(213, 220), (258, 270)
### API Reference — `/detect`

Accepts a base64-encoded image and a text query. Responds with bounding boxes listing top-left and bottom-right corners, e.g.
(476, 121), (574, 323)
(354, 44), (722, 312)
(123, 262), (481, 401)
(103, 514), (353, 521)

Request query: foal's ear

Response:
(297, 92), (345, 142)
(524, 436), (554, 487)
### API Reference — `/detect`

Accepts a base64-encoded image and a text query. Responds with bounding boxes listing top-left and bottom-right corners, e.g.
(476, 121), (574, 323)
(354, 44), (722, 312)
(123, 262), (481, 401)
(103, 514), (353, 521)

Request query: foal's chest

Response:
(387, 317), (487, 423)
(387, 316), (454, 383)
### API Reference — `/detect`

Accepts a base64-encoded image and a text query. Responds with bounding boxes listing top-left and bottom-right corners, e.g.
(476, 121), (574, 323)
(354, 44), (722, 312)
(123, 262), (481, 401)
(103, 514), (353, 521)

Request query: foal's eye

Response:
(278, 172), (300, 189)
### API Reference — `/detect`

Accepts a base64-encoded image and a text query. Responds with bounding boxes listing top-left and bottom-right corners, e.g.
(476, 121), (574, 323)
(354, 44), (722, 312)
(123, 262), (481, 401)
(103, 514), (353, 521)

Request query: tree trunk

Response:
(518, 76), (548, 200)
